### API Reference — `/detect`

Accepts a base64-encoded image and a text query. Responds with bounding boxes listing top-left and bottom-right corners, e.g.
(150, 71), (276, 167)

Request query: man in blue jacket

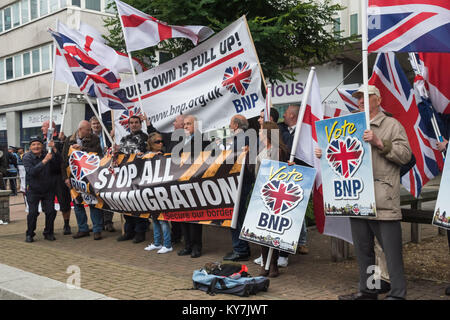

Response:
(23, 136), (61, 243)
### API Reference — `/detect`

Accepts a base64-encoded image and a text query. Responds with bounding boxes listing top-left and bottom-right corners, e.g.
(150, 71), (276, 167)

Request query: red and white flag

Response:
(115, 0), (214, 52)
(295, 73), (353, 243)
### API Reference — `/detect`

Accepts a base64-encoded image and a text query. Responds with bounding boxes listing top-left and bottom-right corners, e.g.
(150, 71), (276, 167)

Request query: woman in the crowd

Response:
(144, 133), (173, 254)
(256, 121), (289, 277)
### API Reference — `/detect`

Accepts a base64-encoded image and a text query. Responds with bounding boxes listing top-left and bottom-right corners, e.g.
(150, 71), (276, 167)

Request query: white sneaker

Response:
(254, 255), (262, 265)
(278, 256), (288, 267)
(144, 243), (162, 251)
(157, 246), (173, 254)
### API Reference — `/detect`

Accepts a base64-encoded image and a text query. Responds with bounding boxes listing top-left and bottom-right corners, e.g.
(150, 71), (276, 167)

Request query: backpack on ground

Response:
(192, 262), (270, 297)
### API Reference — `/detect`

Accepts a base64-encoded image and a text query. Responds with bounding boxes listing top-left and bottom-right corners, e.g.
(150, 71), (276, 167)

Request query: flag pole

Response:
(48, 18), (59, 151)
(289, 67), (316, 162)
(59, 84), (70, 136)
(264, 85), (272, 121)
(230, 153), (246, 229)
(361, 1), (371, 128)
(83, 94), (114, 146)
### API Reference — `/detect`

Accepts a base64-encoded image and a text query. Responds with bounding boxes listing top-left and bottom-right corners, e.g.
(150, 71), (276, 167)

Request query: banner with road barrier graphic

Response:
(66, 147), (246, 227)
(103, 16), (265, 143)
(315, 112), (377, 218)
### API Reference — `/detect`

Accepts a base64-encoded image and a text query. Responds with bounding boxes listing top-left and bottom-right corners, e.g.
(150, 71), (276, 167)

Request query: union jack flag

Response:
(119, 105), (143, 132)
(69, 151), (100, 181)
(326, 137), (364, 179)
(369, 52), (444, 197)
(261, 180), (303, 215)
(49, 29), (127, 110)
(222, 62), (252, 95)
(368, 0), (450, 52)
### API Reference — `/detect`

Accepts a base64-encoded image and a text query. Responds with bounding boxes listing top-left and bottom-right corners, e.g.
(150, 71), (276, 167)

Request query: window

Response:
(40, 0), (49, 16)
(0, 11), (3, 32)
(23, 52), (31, 75)
(41, 45), (50, 71)
(350, 13), (358, 36)
(0, 60), (4, 81)
(14, 54), (22, 78)
(49, 0), (59, 12)
(4, 7), (12, 31)
(86, 0), (101, 11)
(21, 0), (29, 24)
(32, 49), (40, 73)
(30, 0), (38, 19)
(334, 17), (341, 38)
(72, 0), (81, 7)
(12, 2), (21, 27)
(6, 58), (13, 80)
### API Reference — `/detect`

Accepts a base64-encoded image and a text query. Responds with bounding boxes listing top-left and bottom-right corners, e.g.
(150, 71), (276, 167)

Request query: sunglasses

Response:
(153, 140), (163, 144)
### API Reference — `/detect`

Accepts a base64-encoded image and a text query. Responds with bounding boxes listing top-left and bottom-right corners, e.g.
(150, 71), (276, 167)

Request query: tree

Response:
(103, 0), (353, 84)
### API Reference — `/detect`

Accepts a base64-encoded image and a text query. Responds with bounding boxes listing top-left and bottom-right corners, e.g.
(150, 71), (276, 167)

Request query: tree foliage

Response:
(104, 0), (353, 84)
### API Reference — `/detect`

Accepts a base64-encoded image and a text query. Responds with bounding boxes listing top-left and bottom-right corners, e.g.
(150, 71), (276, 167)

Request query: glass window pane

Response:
(30, 0), (38, 19)
(23, 52), (31, 75)
(72, 0), (81, 7)
(41, 45), (50, 71)
(13, 3), (20, 27)
(0, 60), (4, 81)
(4, 7), (12, 31)
(32, 49), (40, 73)
(59, 0), (67, 8)
(14, 55), (22, 78)
(86, 0), (101, 11)
(6, 58), (13, 80)
(49, 0), (58, 12)
(0, 11), (3, 33)
(350, 14), (358, 36)
(21, 0), (29, 24)
(40, 0), (48, 16)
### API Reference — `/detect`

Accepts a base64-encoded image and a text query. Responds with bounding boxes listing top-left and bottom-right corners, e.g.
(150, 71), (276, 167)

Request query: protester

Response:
(89, 116), (115, 233)
(223, 115), (253, 262)
(255, 121), (289, 277)
(6, 147), (18, 196)
(316, 85), (412, 300)
(177, 115), (210, 258)
(62, 120), (104, 240)
(23, 137), (61, 242)
(0, 146), (7, 190)
(41, 120), (73, 235)
(258, 108), (279, 128)
(144, 133), (173, 254)
(115, 115), (150, 243)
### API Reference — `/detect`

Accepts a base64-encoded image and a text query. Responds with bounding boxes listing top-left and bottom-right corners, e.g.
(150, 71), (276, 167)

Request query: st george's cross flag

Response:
(367, 0), (450, 52)
(115, 0), (214, 52)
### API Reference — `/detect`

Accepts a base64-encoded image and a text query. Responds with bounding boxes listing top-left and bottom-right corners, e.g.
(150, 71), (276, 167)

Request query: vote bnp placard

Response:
(239, 160), (316, 254)
(432, 154), (450, 230)
(315, 112), (376, 217)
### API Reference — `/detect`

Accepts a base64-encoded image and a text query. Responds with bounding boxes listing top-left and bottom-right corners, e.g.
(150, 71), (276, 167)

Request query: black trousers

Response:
(124, 215), (149, 236)
(181, 222), (202, 252)
(171, 221), (182, 242)
(26, 192), (56, 237)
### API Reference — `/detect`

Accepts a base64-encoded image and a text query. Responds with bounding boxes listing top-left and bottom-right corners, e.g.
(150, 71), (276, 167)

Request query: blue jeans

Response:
(299, 220), (307, 246)
(152, 218), (172, 248)
(74, 204), (103, 233)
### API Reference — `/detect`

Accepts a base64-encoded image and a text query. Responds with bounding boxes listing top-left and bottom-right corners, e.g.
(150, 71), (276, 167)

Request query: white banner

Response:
(105, 16), (265, 142)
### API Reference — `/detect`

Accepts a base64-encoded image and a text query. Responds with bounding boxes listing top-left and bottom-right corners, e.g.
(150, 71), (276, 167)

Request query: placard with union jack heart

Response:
(315, 112), (377, 218)
(239, 160), (316, 254)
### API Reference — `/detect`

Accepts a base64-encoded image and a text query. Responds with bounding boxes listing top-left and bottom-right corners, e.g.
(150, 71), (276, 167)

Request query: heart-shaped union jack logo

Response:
(222, 62), (252, 95)
(326, 136), (364, 179)
(119, 105), (142, 132)
(69, 151), (100, 181)
(261, 180), (303, 215)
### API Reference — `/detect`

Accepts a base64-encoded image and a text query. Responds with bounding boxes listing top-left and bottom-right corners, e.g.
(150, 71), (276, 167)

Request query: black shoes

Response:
(223, 251), (250, 261)
(191, 250), (202, 258)
(177, 248), (192, 256)
(383, 296), (405, 300)
(445, 286), (450, 296)
(338, 292), (378, 300)
(25, 235), (34, 243)
(376, 280), (391, 295)
(133, 233), (146, 243)
(63, 225), (72, 235)
(117, 234), (134, 241)
(104, 223), (116, 232)
(44, 234), (56, 241)
(94, 232), (102, 240)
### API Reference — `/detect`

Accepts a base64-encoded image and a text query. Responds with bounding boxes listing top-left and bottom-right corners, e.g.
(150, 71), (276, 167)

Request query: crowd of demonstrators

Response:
(144, 133), (173, 254)
(62, 120), (104, 240)
(41, 120), (73, 235)
(115, 115), (150, 244)
(0, 146), (8, 190)
(6, 146), (19, 196)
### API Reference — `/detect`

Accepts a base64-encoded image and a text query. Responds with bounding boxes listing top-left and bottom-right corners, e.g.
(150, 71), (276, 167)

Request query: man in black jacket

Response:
(115, 115), (150, 244)
(23, 136), (61, 242)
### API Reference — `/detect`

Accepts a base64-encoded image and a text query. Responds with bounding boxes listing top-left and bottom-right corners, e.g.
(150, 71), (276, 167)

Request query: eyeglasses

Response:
(153, 140), (163, 144)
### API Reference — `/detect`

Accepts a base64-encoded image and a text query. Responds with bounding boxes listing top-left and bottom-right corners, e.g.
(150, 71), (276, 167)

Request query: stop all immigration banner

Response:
(433, 153), (450, 230)
(106, 16), (265, 143)
(66, 147), (246, 227)
(314, 112), (377, 218)
(239, 160), (316, 254)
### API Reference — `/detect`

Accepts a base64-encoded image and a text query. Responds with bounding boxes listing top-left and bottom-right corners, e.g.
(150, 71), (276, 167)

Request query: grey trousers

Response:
(350, 218), (406, 298)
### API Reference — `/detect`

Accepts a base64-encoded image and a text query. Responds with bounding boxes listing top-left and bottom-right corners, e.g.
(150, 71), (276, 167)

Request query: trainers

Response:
(157, 246), (173, 254)
(144, 243), (162, 251)
(277, 256), (288, 267)
(254, 255), (263, 265)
